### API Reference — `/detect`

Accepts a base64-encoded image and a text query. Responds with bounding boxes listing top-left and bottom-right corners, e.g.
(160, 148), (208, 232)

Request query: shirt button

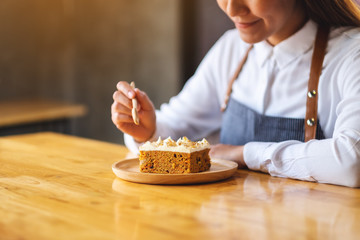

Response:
(308, 90), (317, 98)
(307, 118), (315, 126)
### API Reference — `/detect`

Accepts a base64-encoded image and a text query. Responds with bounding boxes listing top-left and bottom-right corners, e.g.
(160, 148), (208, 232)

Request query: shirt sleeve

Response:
(244, 48), (360, 188)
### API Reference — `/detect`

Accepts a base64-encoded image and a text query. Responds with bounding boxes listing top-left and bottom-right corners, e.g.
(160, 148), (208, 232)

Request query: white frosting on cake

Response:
(139, 136), (210, 153)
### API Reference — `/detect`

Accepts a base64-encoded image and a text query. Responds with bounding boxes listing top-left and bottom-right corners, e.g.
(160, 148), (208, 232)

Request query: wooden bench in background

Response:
(0, 99), (87, 136)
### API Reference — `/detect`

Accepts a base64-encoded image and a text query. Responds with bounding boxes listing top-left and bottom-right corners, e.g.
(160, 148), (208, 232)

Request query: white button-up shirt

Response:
(125, 20), (360, 187)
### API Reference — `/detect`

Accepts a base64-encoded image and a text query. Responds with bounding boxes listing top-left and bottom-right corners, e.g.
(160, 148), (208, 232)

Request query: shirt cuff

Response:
(243, 142), (273, 172)
(124, 134), (141, 155)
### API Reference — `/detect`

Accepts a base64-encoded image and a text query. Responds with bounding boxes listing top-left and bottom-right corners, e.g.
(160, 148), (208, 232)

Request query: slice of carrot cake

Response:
(139, 137), (211, 174)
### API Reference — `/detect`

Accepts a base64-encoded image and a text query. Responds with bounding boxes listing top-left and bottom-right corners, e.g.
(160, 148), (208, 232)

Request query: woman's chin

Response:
(237, 32), (265, 44)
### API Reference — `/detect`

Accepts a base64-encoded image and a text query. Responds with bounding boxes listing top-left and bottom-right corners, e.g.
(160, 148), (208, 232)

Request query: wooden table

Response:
(0, 99), (87, 136)
(1, 132), (359, 240)
(0, 99), (86, 127)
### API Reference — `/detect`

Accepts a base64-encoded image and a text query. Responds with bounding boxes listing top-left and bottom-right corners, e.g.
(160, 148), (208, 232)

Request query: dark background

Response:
(0, 0), (230, 143)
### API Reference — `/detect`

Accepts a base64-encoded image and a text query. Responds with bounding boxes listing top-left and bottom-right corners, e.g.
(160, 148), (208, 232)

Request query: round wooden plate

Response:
(112, 158), (238, 185)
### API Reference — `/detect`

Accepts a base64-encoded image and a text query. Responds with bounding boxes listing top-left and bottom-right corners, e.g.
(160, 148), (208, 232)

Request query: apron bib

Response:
(220, 26), (329, 145)
(220, 98), (325, 145)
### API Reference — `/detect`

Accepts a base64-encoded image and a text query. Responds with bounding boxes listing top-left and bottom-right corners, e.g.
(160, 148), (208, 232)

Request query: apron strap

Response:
(221, 45), (253, 112)
(304, 26), (330, 142)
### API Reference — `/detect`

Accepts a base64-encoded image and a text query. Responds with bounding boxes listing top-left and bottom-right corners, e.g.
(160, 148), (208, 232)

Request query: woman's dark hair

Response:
(304, 0), (360, 27)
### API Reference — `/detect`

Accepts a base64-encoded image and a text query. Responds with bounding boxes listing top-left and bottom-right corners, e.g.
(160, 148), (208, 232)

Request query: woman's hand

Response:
(209, 144), (247, 168)
(111, 81), (156, 143)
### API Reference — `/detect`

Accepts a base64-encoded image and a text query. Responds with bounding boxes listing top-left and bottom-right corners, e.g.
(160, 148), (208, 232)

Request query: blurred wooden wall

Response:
(0, 0), (232, 143)
(181, 0), (233, 83)
(0, 0), (181, 143)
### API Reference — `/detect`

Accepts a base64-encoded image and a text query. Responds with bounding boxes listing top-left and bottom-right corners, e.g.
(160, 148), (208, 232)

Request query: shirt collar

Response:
(253, 20), (318, 69)
(253, 40), (273, 68)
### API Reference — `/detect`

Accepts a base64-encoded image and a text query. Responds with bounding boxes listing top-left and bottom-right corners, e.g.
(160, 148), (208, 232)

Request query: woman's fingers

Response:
(112, 90), (132, 109)
(209, 144), (246, 168)
(111, 101), (131, 115)
(134, 89), (154, 112)
(111, 111), (134, 127)
(111, 100), (133, 127)
(112, 81), (157, 143)
(112, 112), (133, 124)
(117, 81), (136, 99)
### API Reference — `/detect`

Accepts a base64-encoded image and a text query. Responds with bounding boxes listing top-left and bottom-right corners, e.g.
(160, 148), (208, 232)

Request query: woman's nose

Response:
(227, 0), (249, 17)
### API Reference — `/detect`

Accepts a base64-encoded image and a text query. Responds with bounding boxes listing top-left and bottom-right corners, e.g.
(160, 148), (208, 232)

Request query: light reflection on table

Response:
(1, 132), (359, 240)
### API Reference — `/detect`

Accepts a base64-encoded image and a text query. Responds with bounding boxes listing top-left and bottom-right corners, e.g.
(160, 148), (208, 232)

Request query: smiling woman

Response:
(216, 0), (360, 45)
(112, 0), (360, 187)
(216, 0), (308, 45)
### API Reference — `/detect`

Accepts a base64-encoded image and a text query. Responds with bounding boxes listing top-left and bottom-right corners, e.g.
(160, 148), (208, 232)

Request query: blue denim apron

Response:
(220, 27), (328, 145)
(220, 98), (325, 145)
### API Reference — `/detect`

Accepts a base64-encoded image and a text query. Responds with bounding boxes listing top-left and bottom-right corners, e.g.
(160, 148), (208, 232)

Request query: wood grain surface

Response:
(0, 99), (86, 127)
(1, 132), (359, 240)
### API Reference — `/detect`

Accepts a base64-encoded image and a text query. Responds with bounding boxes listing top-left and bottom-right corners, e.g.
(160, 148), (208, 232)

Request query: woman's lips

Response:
(235, 19), (260, 29)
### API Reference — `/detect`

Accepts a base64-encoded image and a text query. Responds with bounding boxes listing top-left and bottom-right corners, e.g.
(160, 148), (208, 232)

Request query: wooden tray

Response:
(112, 158), (238, 185)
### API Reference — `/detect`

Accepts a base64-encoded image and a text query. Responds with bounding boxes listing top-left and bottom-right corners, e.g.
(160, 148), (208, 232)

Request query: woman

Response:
(111, 0), (360, 187)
